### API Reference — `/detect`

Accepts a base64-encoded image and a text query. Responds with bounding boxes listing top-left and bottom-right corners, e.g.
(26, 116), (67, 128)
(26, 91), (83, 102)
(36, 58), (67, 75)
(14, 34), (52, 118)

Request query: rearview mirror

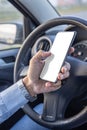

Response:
(0, 23), (23, 44)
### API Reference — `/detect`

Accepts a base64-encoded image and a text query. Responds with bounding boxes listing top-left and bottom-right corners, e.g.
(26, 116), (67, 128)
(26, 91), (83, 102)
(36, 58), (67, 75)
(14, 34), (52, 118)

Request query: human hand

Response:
(23, 49), (72, 96)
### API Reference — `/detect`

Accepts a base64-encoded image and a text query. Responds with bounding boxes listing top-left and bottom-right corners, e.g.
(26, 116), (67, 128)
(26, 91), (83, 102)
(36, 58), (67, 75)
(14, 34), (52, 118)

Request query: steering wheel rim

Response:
(14, 16), (87, 129)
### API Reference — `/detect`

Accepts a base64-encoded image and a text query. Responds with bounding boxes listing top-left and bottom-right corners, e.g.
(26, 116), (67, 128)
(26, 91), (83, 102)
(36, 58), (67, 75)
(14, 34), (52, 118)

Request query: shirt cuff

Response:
(18, 79), (37, 102)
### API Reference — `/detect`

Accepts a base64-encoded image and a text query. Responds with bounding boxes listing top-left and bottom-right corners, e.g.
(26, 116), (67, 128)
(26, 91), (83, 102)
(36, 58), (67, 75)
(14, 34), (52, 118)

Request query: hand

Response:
(23, 50), (72, 96)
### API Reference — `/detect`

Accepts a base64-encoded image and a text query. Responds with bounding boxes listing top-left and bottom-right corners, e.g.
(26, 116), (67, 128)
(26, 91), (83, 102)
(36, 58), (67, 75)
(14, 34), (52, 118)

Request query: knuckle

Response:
(66, 72), (70, 78)
(65, 62), (71, 70)
(38, 50), (43, 54)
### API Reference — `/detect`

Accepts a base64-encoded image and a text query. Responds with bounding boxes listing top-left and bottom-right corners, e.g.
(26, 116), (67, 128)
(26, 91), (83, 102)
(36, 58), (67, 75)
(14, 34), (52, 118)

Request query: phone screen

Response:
(40, 31), (76, 82)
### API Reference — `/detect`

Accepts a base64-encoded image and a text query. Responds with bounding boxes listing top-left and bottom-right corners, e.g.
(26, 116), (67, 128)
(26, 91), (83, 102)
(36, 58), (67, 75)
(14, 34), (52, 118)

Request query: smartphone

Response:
(40, 31), (76, 82)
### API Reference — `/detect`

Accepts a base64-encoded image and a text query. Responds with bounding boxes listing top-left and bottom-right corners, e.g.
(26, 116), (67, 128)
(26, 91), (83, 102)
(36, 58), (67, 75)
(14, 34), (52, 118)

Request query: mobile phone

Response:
(40, 31), (76, 82)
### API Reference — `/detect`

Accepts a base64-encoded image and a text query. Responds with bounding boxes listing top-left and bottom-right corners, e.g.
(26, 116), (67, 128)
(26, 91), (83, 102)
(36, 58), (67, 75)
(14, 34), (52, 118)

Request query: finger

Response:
(61, 62), (71, 73)
(34, 50), (51, 61)
(68, 47), (75, 54)
(45, 80), (61, 88)
(52, 80), (62, 88)
(45, 80), (61, 92)
(58, 71), (70, 80)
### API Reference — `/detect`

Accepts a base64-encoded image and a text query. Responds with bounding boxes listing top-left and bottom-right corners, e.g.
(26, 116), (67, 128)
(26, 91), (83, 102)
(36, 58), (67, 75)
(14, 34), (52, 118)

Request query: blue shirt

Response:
(0, 80), (28, 124)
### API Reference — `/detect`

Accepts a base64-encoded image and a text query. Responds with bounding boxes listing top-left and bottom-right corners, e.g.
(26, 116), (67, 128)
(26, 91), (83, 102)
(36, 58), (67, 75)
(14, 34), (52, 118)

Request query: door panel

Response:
(0, 49), (19, 91)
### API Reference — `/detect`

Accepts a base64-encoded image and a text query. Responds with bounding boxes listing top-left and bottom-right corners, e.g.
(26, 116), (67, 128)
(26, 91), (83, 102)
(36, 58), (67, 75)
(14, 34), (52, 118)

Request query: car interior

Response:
(0, 0), (87, 130)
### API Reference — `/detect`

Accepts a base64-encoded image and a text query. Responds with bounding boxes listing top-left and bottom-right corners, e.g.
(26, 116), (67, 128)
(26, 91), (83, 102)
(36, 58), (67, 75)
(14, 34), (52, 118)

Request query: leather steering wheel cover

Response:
(23, 104), (87, 129)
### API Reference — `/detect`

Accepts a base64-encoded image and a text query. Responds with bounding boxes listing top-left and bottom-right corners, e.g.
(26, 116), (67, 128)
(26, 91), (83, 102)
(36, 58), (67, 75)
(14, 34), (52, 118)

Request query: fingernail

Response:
(45, 82), (51, 87)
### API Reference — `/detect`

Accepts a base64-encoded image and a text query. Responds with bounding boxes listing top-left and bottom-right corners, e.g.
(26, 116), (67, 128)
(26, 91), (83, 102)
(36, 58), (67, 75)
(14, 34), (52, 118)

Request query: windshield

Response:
(49, 0), (87, 20)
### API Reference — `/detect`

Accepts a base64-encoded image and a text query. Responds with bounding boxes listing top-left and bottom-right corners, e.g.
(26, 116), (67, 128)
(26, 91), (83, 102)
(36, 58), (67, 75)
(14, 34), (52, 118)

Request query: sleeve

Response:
(0, 79), (28, 124)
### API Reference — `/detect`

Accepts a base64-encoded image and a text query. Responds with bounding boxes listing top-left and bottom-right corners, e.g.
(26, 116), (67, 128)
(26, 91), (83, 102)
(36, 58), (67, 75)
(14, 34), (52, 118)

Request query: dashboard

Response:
(72, 40), (87, 61)
(31, 26), (87, 62)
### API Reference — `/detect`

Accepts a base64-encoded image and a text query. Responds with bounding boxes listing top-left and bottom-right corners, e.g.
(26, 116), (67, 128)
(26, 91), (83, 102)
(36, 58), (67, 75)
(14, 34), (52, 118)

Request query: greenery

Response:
(0, 5), (22, 22)
(0, 12), (21, 22)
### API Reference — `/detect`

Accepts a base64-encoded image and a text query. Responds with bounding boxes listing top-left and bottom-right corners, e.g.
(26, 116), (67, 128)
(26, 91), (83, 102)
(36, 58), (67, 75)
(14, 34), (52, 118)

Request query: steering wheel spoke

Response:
(42, 92), (70, 122)
(42, 91), (60, 122)
(42, 79), (80, 122)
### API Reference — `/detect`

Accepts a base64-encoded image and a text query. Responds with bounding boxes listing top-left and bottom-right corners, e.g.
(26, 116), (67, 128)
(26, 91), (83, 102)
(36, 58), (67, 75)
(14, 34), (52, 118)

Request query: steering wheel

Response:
(14, 17), (87, 129)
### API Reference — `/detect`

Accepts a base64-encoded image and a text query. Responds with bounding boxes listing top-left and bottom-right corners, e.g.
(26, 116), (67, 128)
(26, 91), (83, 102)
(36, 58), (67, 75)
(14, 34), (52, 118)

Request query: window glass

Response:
(49, 0), (87, 20)
(0, 0), (23, 50)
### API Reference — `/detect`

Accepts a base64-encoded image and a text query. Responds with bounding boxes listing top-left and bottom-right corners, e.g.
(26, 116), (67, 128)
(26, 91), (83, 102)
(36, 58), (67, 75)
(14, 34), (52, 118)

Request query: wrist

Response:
(22, 77), (37, 102)
(22, 76), (37, 97)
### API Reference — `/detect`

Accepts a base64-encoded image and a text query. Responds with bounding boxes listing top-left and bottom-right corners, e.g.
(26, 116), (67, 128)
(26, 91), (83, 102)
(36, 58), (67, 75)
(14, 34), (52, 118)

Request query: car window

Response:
(0, 0), (23, 50)
(48, 0), (87, 20)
